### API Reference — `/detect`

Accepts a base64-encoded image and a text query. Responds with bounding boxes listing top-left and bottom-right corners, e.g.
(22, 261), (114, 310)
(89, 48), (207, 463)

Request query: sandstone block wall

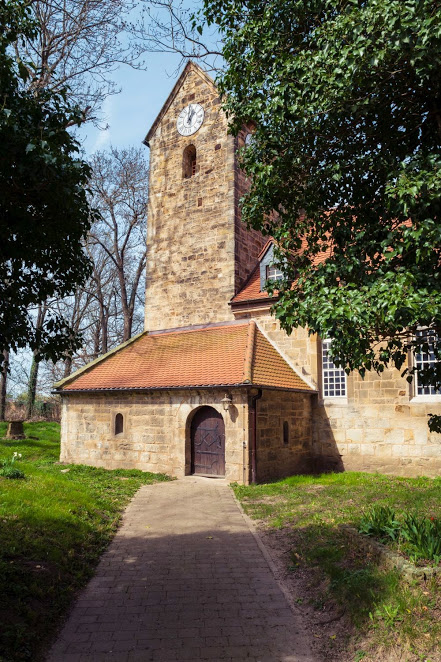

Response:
(256, 390), (313, 482)
(313, 367), (441, 477)
(236, 310), (441, 477)
(234, 126), (266, 292)
(145, 65), (264, 332)
(60, 389), (250, 483)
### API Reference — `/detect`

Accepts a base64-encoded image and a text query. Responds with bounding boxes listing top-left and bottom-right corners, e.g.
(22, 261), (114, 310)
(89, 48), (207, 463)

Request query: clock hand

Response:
(187, 105), (195, 125)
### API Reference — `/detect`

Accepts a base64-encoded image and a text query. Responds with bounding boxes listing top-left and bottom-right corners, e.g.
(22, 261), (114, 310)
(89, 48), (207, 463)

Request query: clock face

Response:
(177, 103), (204, 136)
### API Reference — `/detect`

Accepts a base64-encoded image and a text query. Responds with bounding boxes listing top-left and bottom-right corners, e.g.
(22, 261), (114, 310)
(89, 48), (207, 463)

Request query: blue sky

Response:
(79, 0), (219, 157)
(78, 0), (221, 158)
(79, 51), (187, 156)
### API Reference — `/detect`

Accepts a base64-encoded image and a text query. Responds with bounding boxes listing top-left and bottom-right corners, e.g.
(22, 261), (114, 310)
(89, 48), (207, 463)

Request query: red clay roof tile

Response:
(58, 321), (312, 393)
(230, 266), (275, 304)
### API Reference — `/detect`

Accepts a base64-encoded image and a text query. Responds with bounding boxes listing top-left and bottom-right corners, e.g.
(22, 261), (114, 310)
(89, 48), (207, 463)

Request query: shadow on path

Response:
(47, 479), (316, 662)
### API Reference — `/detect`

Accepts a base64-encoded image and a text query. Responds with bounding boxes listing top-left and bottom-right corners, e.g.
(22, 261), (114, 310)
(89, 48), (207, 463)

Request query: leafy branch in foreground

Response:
(0, 0), (99, 366)
(200, 0), (441, 429)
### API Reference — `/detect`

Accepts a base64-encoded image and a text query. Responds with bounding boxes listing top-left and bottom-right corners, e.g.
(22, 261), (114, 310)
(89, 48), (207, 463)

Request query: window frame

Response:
(266, 264), (284, 283)
(411, 329), (441, 401)
(321, 338), (348, 401)
(283, 421), (289, 446)
(182, 144), (197, 179)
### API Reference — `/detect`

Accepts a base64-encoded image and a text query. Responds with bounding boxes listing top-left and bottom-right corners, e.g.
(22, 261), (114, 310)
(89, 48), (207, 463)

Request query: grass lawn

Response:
(234, 472), (441, 662)
(0, 421), (169, 662)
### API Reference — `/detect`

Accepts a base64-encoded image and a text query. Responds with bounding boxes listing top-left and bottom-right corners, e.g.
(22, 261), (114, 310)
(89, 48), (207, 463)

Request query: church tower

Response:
(143, 61), (265, 332)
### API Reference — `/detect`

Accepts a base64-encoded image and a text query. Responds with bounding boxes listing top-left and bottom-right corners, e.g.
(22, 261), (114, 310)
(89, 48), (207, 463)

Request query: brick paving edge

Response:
(229, 487), (306, 619)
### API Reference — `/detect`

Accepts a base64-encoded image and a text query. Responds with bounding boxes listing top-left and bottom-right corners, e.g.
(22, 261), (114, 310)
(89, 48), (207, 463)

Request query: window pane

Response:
(266, 265), (284, 282)
(283, 421), (289, 445)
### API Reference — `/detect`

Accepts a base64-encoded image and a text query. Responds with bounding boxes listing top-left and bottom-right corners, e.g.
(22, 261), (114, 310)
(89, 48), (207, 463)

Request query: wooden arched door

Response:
(191, 407), (225, 476)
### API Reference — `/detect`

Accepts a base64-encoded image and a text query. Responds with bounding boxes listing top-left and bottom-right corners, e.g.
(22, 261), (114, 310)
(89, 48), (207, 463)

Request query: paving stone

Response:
(46, 478), (315, 661)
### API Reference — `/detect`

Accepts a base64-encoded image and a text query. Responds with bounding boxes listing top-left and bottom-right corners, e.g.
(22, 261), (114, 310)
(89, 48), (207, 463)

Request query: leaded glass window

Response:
(414, 330), (441, 396)
(322, 339), (347, 398)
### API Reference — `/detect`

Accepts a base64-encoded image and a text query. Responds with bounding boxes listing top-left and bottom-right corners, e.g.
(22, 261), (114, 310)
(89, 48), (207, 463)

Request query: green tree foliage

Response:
(0, 0), (97, 364)
(201, 0), (441, 429)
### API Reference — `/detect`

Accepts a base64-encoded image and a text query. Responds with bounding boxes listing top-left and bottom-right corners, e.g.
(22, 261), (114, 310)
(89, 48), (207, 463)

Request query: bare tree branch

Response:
(15, 0), (148, 124)
(135, 0), (224, 74)
(88, 146), (149, 342)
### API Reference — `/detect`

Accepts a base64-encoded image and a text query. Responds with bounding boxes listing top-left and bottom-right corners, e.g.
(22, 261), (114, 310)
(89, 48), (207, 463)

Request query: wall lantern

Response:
(221, 393), (233, 411)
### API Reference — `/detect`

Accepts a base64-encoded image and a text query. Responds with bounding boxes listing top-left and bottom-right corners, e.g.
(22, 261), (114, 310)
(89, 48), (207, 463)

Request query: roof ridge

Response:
(257, 238), (274, 260)
(148, 320), (248, 337)
(254, 320), (317, 391)
(243, 320), (256, 384)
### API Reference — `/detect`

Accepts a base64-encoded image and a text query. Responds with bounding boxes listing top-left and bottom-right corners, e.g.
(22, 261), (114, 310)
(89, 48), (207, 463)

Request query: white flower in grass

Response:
(13, 452), (17, 457)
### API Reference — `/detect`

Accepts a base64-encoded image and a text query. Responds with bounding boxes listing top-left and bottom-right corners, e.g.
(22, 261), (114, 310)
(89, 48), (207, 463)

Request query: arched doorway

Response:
(190, 407), (225, 476)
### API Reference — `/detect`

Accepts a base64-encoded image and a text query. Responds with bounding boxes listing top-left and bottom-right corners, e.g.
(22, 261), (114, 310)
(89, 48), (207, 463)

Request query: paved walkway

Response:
(47, 477), (314, 662)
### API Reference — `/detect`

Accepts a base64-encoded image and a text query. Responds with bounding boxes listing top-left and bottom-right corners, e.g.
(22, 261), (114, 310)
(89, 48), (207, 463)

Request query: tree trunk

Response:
(116, 265), (132, 342)
(26, 303), (46, 419)
(63, 355), (73, 379)
(123, 314), (132, 343)
(92, 320), (101, 360)
(0, 349), (9, 421)
(100, 303), (108, 354)
(26, 355), (39, 420)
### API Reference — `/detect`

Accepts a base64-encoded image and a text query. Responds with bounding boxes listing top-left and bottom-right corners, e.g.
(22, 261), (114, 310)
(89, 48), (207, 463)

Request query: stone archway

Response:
(190, 406), (225, 477)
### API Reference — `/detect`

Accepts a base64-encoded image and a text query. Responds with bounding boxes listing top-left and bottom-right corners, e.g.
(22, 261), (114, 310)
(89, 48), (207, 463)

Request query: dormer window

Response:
(259, 242), (285, 290)
(183, 144), (197, 178)
(260, 242), (275, 290)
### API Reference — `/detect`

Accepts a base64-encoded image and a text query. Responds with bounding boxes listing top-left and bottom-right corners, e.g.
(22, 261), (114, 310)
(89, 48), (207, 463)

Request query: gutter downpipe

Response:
(243, 321), (261, 485)
(249, 388), (262, 484)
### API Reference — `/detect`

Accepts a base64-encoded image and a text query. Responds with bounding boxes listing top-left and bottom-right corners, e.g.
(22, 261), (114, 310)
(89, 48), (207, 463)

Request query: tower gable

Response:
(144, 62), (217, 146)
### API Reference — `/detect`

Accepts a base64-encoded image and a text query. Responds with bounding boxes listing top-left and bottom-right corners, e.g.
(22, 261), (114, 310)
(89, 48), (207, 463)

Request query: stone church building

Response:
(55, 62), (441, 483)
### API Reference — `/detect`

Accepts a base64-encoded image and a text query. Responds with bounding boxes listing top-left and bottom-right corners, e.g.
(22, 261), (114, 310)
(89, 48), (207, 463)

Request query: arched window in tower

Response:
(183, 144), (197, 179)
(115, 413), (124, 435)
